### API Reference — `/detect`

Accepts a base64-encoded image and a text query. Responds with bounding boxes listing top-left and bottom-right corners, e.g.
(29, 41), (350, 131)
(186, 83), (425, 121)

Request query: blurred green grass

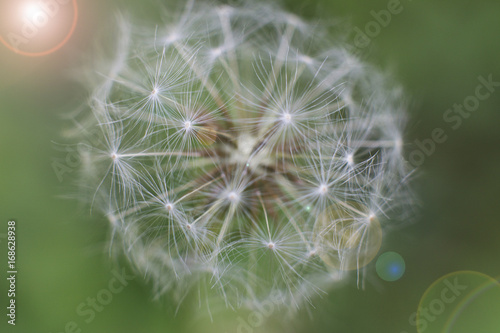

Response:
(0, 0), (499, 332)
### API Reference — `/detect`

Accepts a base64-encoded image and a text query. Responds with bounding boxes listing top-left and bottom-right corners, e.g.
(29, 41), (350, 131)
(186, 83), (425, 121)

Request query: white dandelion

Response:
(69, 0), (414, 313)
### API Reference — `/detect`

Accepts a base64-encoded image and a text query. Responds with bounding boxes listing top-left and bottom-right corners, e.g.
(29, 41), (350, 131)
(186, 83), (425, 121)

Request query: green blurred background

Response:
(1, 0), (499, 332)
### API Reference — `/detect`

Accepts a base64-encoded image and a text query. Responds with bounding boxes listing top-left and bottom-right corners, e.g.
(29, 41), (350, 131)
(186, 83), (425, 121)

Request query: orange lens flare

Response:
(0, 0), (78, 57)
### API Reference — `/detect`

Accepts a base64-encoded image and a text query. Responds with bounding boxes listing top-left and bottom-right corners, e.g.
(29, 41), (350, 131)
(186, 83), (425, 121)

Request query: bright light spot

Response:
(212, 47), (223, 58)
(184, 121), (192, 130)
(165, 32), (180, 44)
(368, 213), (376, 222)
(111, 153), (119, 161)
(267, 242), (275, 250)
(376, 252), (405, 282)
(227, 191), (240, 203)
(165, 203), (174, 211)
(318, 184), (328, 195)
(346, 153), (354, 166)
(282, 112), (292, 124)
(23, 2), (44, 19)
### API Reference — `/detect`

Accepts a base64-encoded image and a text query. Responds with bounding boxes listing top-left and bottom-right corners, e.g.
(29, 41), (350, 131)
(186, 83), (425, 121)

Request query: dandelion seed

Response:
(282, 111), (293, 124)
(227, 191), (240, 203)
(318, 184), (328, 195)
(346, 153), (354, 167)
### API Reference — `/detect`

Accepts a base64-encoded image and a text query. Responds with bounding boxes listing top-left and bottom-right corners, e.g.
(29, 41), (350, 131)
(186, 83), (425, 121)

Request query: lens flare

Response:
(23, 2), (44, 20)
(376, 251), (405, 281)
(0, 0), (78, 57)
(417, 271), (500, 333)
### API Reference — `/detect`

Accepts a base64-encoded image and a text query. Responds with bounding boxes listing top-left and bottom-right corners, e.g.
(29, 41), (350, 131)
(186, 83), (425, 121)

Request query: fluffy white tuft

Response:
(69, 0), (414, 314)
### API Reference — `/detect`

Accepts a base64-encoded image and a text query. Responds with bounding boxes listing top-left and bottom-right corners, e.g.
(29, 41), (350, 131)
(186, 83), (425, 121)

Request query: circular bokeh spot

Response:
(313, 202), (383, 271)
(376, 251), (405, 281)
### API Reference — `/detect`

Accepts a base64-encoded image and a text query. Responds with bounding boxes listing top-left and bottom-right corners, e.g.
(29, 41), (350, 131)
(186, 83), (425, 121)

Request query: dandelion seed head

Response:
(70, 0), (415, 313)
